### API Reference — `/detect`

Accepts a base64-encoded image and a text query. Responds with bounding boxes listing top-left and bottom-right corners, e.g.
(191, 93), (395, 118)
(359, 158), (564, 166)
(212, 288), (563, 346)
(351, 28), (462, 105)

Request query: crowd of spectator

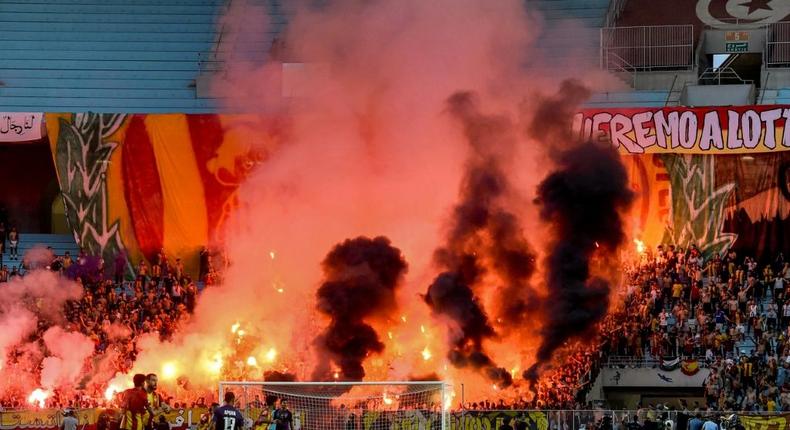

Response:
(596, 244), (790, 412)
(0, 247), (223, 410)
(1, 236), (789, 413)
(459, 244), (790, 413)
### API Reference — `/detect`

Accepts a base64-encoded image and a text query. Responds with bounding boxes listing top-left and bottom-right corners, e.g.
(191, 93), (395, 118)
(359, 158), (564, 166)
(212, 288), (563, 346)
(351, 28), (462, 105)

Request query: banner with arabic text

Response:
(0, 408), (196, 430)
(740, 413), (790, 430)
(0, 113), (43, 142)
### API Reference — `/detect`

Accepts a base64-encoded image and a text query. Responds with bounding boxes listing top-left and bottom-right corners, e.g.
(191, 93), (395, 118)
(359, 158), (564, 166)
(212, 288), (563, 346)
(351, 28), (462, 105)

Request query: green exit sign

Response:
(726, 42), (748, 52)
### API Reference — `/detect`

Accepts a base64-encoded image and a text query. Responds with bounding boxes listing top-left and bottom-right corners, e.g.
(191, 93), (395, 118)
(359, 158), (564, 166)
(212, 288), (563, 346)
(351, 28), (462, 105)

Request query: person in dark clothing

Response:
(272, 400), (293, 430)
(213, 392), (243, 430)
(199, 247), (210, 281)
(627, 416), (643, 430)
(154, 416), (169, 430)
(499, 417), (514, 430)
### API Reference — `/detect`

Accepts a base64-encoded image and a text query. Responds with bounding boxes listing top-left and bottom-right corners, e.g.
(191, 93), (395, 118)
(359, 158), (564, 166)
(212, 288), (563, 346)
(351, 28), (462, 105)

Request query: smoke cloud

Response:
(524, 82), (634, 380)
(313, 236), (408, 381)
(0, 261), (86, 397)
(424, 92), (539, 388)
(40, 327), (95, 390)
(119, 0), (622, 402)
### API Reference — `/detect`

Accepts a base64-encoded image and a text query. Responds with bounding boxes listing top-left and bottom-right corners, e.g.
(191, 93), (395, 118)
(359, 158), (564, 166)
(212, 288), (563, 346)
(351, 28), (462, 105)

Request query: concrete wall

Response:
(634, 71), (697, 91)
(682, 84), (755, 106)
(600, 367), (711, 388)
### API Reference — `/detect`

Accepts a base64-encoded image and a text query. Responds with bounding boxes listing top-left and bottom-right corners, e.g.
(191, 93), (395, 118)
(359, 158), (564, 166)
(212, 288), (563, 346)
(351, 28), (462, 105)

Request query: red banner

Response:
(575, 105), (790, 154)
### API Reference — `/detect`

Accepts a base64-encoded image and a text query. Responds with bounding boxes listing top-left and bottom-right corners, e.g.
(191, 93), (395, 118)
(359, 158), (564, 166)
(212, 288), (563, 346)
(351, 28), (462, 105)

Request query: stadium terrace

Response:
(2, 0), (790, 429)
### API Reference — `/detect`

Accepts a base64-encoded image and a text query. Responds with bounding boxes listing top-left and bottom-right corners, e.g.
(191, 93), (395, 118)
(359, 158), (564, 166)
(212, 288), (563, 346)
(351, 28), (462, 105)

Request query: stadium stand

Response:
(0, 0), (612, 113)
(0, 0), (226, 113)
(528, 0), (609, 66)
(14, 233), (79, 262)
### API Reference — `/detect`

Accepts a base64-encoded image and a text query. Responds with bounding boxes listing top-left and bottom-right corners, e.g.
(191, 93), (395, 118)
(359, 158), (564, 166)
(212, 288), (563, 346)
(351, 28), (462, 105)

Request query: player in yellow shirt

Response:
(144, 373), (171, 430)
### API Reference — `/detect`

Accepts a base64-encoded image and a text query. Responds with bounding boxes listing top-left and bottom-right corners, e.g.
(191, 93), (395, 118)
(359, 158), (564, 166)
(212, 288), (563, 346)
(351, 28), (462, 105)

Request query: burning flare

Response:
(161, 362), (178, 380)
(28, 388), (50, 408)
(634, 239), (646, 254)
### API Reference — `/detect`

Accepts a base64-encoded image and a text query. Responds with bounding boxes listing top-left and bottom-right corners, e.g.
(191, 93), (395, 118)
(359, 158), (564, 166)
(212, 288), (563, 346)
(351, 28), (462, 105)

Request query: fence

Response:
(601, 25), (695, 73)
(604, 356), (709, 368)
(1, 407), (788, 430)
(766, 22), (790, 68)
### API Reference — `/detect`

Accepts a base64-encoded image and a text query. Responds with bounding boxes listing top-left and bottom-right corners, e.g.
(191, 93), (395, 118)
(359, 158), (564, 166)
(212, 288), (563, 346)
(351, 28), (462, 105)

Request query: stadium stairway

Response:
(528, 0), (609, 67)
(3, 233), (80, 269)
(733, 292), (776, 356)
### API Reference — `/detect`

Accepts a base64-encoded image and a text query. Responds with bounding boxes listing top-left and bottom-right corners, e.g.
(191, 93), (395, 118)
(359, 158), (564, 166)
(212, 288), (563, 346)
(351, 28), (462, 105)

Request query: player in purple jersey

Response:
(213, 392), (244, 430)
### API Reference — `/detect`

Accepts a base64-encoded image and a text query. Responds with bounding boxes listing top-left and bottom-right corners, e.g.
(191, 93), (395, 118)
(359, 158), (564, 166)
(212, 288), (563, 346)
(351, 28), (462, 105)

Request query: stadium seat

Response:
(3, 233), (80, 270)
(584, 90), (670, 108)
(0, 0), (227, 113)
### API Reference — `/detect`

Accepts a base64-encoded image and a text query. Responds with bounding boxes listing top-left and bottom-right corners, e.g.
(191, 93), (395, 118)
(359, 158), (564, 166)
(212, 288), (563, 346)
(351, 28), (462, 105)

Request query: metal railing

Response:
(604, 356), (709, 368)
(766, 22), (790, 68)
(601, 25), (695, 72)
(698, 67), (754, 85)
(606, 51), (637, 87)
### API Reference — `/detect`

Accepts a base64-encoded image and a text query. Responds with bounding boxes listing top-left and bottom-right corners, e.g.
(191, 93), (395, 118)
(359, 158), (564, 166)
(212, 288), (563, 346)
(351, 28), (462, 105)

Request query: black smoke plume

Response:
(263, 370), (297, 382)
(313, 236), (408, 381)
(523, 81), (634, 381)
(424, 92), (538, 388)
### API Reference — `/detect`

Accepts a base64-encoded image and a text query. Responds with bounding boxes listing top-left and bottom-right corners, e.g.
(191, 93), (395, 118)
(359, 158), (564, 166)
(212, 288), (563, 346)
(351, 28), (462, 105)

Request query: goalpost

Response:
(218, 380), (450, 430)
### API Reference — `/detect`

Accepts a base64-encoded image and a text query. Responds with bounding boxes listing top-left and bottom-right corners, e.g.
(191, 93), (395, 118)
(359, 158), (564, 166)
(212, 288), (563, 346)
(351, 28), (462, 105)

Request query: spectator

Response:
(7, 226), (19, 260)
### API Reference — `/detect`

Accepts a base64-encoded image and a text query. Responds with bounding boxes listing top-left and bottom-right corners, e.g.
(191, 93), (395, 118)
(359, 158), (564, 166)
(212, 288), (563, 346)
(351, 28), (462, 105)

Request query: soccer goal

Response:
(218, 380), (450, 430)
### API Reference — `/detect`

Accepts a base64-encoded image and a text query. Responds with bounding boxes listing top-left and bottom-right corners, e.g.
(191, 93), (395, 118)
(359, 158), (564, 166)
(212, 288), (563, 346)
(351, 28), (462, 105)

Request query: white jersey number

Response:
(223, 417), (236, 430)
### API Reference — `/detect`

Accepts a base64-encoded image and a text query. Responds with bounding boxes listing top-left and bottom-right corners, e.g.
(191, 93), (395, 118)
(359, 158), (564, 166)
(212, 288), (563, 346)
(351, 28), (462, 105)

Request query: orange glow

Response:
(27, 389), (49, 408)
(104, 384), (121, 402)
(207, 353), (223, 375)
(264, 347), (277, 363)
(634, 238), (646, 254)
(421, 347), (432, 361)
(161, 362), (178, 380)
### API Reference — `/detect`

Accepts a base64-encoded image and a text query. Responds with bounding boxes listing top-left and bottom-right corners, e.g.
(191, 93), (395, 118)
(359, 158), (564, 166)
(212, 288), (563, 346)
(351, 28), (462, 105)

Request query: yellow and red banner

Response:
(0, 408), (546, 430)
(0, 408), (196, 430)
(46, 113), (283, 275)
(575, 105), (790, 154)
(44, 109), (790, 276)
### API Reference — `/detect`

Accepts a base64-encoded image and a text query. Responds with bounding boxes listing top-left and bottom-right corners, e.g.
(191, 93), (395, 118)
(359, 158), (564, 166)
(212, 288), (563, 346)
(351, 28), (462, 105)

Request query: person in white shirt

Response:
(62, 410), (78, 430)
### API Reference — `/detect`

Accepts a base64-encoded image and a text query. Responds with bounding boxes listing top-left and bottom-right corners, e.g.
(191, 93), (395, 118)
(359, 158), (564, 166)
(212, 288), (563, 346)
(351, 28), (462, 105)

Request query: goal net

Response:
(219, 380), (450, 430)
